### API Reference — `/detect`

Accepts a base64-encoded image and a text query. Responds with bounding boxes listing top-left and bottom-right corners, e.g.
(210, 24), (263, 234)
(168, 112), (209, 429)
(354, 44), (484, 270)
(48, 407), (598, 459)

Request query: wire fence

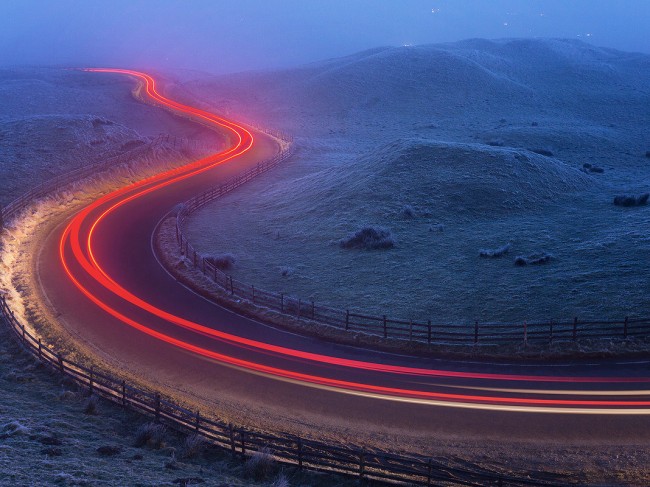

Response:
(174, 147), (650, 348)
(0, 295), (562, 486)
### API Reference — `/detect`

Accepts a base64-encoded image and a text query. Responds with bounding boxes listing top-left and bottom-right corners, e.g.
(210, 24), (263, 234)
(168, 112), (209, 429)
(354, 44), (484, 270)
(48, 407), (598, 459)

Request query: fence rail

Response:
(174, 150), (650, 348)
(0, 117), (565, 485)
(0, 295), (560, 486)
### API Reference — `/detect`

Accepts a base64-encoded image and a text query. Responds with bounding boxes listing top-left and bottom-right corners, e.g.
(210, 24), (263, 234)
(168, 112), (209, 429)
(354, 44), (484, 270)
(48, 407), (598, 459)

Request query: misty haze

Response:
(1, 2), (650, 486)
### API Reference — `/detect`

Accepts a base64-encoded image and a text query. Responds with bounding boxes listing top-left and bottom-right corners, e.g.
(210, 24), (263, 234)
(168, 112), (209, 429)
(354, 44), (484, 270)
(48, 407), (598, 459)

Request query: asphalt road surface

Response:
(35, 70), (650, 451)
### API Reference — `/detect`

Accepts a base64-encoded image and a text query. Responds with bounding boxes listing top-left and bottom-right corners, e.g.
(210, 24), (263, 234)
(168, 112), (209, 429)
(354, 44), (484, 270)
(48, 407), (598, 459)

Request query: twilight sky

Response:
(1, 0), (648, 74)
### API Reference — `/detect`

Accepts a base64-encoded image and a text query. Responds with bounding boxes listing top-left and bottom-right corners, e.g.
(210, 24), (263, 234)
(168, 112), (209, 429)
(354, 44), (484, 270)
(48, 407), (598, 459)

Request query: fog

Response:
(1, 0), (648, 74)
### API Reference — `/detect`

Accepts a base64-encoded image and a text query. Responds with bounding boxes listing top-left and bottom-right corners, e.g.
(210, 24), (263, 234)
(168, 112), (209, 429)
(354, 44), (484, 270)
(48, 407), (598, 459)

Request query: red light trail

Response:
(55, 69), (650, 414)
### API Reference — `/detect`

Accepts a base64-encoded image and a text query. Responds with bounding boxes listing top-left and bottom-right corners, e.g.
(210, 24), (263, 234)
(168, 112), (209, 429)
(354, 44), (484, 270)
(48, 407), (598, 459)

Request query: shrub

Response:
(206, 253), (236, 270)
(244, 447), (277, 481)
(84, 395), (99, 415)
(134, 422), (167, 449)
(514, 253), (553, 266)
(400, 204), (416, 218)
(280, 266), (294, 277)
(339, 226), (395, 250)
(613, 193), (649, 207)
(165, 453), (180, 470)
(97, 445), (122, 456)
(1, 421), (29, 437)
(479, 243), (511, 258)
(180, 433), (205, 460)
(530, 148), (554, 157)
(583, 163), (604, 174)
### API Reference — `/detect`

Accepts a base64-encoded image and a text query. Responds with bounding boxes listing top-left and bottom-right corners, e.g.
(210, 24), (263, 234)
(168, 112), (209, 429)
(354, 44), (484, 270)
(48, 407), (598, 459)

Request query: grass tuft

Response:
(134, 422), (167, 449)
(83, 395), (99, 415)
(206, 253), (236, 270)
(613, 193), (649, 207)
(339, 226), (395, 250)
(244, 446), (277, 481)
(479, 243), (511, 258)
(180, 433), (205, 460)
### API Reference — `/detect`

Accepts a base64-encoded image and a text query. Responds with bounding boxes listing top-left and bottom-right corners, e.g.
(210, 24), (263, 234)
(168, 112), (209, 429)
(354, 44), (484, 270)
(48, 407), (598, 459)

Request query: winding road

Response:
(35, 70), (650, 453)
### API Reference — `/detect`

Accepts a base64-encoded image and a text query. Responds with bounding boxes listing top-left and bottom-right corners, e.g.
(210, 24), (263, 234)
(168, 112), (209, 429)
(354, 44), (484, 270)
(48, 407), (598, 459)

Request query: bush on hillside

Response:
(339, 226), (395, 250)
(479, 243), (511, 258)
(613, 193), (649, 207)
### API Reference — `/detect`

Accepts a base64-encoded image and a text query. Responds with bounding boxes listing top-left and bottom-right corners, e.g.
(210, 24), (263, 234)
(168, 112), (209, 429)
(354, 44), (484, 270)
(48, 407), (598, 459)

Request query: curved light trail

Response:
(53, 69), (650, 415)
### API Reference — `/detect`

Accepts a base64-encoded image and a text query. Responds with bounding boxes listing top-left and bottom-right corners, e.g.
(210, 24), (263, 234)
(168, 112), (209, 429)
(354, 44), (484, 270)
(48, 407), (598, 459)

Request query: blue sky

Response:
(1, 1), (648, 73)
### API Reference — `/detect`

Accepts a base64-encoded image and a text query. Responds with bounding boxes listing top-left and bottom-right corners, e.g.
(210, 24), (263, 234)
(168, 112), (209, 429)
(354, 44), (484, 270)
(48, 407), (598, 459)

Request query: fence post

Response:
(194, 410), (200, 432)
(229, 276), (234, 295)
(201, 257), (205, 274)
(58, 354), (64, 375)
(280, 293), (284, 312)
(359, 450), (365, 479)
(624, 316), (629, 338)
(297, 299), (301, 320)
(427, 320), (432, 344)
(240, 430), (246, 456)
(229, 423), (236, 455)
(523, 322), (527, 346)
(38, 339), (42, 360)
(383, 315), (387, 338)
(214, 263), (217, 281)
(427, 458), (433, 486)
(21, 324), (25, 342)
(296, 438), (303, 469)
(89, 368), (94, 394)
(345, 310), (349, 330)
(573, 317), (578, 341)
(251, 285), (255, 304)
(154, 393), (161, 422)
(121, 380), (126, 407)
(474, 321), (479, 344)
(193, 250), (197, 267)
(409, 319), (413, 341)
(311, 300), (315, 320)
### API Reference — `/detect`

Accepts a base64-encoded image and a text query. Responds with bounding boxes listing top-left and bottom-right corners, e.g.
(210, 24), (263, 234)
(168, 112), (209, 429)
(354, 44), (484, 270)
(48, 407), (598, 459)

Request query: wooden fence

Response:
(0, 295), (562, 486)
(175, 149), (650, 348)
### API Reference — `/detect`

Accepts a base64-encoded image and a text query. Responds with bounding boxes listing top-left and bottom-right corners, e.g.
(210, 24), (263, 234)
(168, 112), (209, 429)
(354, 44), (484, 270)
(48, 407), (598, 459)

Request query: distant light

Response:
(586, 33), (593, 37)
(431, 8), (440, 14)
(503, 22), (509, 27)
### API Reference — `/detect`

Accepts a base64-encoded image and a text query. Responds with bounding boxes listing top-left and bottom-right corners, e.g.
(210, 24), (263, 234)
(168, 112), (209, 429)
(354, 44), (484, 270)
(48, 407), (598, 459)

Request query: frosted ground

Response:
(0, 68), (224, 205)
(0, 69), (326, 486)
(181, 39), (650, 325)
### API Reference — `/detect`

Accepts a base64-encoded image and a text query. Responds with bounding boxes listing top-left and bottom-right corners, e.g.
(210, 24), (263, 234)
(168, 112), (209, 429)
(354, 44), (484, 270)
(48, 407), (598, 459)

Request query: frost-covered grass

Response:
(181, 38), (650, 324)
(0, 68), (346, 487)
(0, 323), (344, 486)
(0, 67), (222, 206)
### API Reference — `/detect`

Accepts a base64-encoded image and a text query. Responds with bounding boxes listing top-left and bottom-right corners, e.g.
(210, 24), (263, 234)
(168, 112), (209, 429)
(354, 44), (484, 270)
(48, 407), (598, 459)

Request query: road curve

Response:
(35, 69), (650, 448)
